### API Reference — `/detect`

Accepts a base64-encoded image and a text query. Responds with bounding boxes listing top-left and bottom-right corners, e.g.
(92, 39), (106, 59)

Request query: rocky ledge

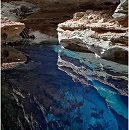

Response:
(1, 17), (27, 70)
(1, 17), (25, 44)
(57, 2), (128, 64)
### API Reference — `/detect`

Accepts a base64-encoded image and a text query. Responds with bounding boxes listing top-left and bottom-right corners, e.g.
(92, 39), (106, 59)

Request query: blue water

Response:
(2, 41), (128, 130)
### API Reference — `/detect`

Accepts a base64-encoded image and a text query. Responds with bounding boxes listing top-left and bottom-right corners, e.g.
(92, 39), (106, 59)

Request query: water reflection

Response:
(2, 42), (128, 130)
(57, 45), (128, 119)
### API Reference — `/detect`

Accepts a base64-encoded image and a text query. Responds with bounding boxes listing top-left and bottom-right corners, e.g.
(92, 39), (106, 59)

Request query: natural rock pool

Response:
(2, 41), (128, 130)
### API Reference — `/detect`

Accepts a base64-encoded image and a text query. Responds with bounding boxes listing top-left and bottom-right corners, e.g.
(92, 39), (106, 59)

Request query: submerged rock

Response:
(57, 47), (128, 119)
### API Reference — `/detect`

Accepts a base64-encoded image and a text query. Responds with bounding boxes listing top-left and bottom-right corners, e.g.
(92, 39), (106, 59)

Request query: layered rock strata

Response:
(57, 48), (128, 119)
(57, 9), (128, 63)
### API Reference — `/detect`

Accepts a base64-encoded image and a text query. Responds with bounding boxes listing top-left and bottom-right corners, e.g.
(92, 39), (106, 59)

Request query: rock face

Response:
(24, 0), (120, 12)
(2, 0), (120, 13)
(1, 17), (25, 44)
(112, 0), (128, 27)
(113, 0), (128, 19)
(1, 1), (39, 21)
(57, 9), (128, 64)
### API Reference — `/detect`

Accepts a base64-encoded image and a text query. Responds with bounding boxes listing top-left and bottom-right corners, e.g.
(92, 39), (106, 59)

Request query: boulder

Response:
(1, 17), (25, 44)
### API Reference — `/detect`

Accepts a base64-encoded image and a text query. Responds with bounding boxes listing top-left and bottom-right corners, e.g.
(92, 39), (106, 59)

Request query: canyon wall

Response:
(2, 0), (120, 12)
(24, 0), (120, 12)
(57, 0), (128, 64)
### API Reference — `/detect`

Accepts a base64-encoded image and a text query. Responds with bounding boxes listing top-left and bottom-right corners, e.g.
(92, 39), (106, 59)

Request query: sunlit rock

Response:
(57, 9), (128, 63)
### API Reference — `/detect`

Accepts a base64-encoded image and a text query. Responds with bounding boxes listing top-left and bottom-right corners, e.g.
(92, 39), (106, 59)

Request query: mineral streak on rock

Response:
(1, 17), (25, 44)
(57, 9), (128, 63)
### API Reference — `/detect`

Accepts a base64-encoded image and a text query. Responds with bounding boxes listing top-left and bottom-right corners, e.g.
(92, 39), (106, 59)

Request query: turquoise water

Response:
(2, 41), (128, 130)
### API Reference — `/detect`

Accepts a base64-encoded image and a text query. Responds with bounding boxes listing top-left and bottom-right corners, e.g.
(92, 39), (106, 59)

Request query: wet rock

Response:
(60, 39), (93, 53)
(113, 0), (128, 19)
(102, 47), (128, 64)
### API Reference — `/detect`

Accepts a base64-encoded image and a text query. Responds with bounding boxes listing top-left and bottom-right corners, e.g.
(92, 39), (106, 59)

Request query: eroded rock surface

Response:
(113, 0), (128, 19)
(112, 0), (128, 27)
(57, 9), (128, 63)
(24, 0), (120, 12)
(1, 1), (39, 21)
(1, 17), (25, 44)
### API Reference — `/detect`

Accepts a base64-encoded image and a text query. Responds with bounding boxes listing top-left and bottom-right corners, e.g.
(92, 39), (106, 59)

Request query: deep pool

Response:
(2, 41), (128, 130)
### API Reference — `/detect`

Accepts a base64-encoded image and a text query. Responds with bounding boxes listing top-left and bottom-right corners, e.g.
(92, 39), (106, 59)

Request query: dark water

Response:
(2, 41), (128, 130)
